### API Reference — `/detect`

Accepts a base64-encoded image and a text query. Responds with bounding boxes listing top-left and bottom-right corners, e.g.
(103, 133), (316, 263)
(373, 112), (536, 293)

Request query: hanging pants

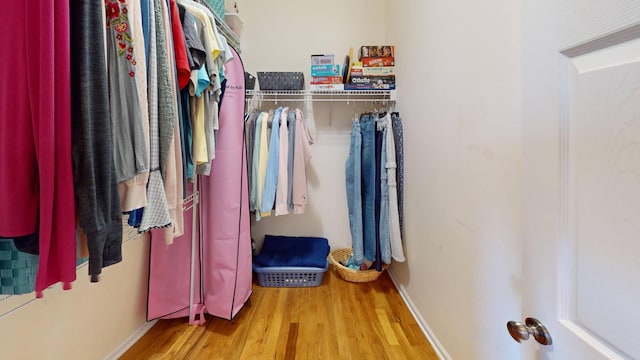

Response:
(0, 1), (77, 296)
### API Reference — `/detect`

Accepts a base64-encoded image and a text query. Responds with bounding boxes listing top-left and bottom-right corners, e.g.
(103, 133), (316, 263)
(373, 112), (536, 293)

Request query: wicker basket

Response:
(329, 248), (388, 283)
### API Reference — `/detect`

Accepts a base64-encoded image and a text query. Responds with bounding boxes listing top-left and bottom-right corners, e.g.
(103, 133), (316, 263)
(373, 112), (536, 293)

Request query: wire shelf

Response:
(245, 90), (397, 103)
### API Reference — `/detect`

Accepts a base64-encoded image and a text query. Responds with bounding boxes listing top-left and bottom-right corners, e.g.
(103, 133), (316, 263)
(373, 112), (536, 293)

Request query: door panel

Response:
(564, 38), (640, 359)
(522, 1), (640, 358)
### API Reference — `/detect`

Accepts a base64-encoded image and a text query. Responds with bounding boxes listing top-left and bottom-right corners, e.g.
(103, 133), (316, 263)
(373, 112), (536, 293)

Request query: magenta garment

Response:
(147, 47), (251, 322)
(0, 1), (77, 296)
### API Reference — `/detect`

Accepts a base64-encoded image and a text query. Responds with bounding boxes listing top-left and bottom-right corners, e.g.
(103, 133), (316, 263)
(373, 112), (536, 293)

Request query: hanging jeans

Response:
(360, 115), (377, 262)
(345, 120), (363, 264)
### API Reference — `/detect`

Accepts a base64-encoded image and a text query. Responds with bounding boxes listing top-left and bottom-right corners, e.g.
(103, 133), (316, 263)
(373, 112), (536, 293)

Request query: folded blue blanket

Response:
(253, 235), (330, 268)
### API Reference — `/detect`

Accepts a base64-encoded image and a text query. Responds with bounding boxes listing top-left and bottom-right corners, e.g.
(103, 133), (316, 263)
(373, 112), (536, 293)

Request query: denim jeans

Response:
(374, 124), (383, 270)
(392, 113), (404, 235)
(345, 120), (363, 264)
(360, 114), (376, 262)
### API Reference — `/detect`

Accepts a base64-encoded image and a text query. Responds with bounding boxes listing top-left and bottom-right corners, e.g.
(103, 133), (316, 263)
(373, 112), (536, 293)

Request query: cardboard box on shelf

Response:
(311, 54), (335, 66)
(344, 83), (396, 90)
(350, 75), (395, 85)
(350, 66), (395, 77)
(311, 64), (341, 77)
(361, 57), (395, 67)
(358, 45), (394, 60)
(311, 76), (344, 85)
(309, 84), (345, 91)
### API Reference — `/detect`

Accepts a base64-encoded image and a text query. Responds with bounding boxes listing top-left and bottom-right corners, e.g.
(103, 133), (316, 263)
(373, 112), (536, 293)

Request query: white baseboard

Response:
(387, 269), (453, 360)
(104, 320), (158, 360)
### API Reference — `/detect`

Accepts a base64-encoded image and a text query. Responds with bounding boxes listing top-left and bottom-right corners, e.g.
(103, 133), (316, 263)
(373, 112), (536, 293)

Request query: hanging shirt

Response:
(292, 109), (314, 214)
(105, 0), (149, 185)
(160, 0), (184, 243)
(0, 0), (77, 296)
(169, 0), (190, 90)
(118, 0), (151, 212)
(139, 0), (172, 232)
(261, 107), (285, 216)
(245, 112), (260, 210)
(190, 64), (211, 167)
(275, 108), (290, 216)
(287, 110), (297, 210)
(72, 0), (124, 280)
(251, 112), (267, 219)
(256, 110), (272, 218)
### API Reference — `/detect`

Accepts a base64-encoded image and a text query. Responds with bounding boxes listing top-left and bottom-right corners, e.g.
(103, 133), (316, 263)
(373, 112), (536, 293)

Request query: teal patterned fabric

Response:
(204, 0), (225, 19)
(0, 239), (38, 295)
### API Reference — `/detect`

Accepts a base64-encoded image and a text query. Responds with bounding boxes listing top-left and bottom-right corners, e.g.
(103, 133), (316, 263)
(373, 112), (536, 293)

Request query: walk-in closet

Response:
(3, 0), (635, 359)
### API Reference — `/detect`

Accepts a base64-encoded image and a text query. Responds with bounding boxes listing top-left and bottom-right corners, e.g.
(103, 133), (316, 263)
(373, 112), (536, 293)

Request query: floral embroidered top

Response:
(105, 0), (149, 183)
(106, 0), (137, 76)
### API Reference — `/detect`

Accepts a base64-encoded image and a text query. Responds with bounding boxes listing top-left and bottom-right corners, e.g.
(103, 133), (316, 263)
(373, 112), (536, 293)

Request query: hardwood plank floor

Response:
(121, 268), (439, 360)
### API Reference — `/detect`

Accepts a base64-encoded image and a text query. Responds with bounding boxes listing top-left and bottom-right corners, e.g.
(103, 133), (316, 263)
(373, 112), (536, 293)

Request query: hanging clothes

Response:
(72, 0), (124, 281)
(391, 112), (404, 236)
(260, 107), (284, 217)
(139, 0), (173, 233)
(275, 109), (291, 216)
(345, 112), (404, 268)
(0, 1), (77, 297)
(385, 114), (405, 262)
(118, 0), (151, 214)
(291, 109), (315, 214)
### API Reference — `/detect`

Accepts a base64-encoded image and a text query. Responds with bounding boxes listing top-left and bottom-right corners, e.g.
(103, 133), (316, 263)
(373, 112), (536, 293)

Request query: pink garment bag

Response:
(147, 47), (252, 323)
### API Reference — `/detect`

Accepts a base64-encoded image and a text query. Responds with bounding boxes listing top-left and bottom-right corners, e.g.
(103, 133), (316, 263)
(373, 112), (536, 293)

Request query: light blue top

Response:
(261, 107), (284, 214)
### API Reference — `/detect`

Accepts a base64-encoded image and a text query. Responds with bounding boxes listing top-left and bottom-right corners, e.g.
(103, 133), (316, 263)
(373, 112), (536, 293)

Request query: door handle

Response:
(507, 317), (553, 345)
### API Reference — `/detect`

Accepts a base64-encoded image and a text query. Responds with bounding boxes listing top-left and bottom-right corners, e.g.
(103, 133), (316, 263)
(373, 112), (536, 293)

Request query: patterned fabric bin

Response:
(257, 72), (305, 90)
(0, 239), (38, 295)
(205, 0), (225, 19)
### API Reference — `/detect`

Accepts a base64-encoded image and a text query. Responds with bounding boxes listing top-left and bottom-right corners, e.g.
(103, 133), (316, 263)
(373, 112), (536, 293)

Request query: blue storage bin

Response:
(253, 235), (330, 287)
(252, 262), (328, 287)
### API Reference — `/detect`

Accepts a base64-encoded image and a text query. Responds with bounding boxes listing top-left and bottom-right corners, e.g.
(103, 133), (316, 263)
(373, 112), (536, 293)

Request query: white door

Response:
(521, 1), (640, 359)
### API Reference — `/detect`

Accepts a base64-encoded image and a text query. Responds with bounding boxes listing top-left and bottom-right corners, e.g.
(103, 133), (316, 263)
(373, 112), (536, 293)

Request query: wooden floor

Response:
(121, 268), (439, 360)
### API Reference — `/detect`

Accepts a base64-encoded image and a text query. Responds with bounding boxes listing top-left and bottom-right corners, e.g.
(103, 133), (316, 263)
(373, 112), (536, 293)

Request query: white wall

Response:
(386, 1), (523, 359)
(0, 232), (150, 359)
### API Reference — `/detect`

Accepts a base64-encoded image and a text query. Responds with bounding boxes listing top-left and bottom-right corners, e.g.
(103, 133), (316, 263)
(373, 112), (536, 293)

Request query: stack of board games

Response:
(309, 54), (344, 91)
(345, 45), (396, 90)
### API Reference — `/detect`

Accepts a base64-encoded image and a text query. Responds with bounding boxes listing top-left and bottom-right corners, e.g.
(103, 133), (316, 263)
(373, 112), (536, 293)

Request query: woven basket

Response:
(329, 248), (387, 283)
(257, 72), (305, 90)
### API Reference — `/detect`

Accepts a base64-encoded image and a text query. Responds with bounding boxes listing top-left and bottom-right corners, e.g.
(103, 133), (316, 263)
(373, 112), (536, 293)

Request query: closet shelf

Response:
(245, 90), (397, 103)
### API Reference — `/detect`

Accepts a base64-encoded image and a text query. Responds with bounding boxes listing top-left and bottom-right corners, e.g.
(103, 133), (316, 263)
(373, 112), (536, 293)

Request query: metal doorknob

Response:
(507, 317), (553, 345)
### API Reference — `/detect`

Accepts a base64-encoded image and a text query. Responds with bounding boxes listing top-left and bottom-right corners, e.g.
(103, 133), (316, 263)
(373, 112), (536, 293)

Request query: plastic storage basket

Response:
(257, 72), (305, 90)
(253, 262), (328, 287)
